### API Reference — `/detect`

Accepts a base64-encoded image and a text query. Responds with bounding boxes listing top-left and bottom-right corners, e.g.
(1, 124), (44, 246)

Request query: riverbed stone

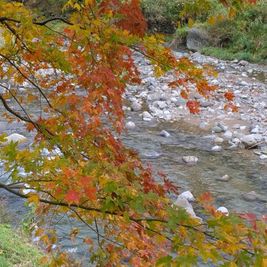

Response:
(143, 151), (162, 159)
(126, 121), (136, 130)
(241, 134), (263, 148)
(259, 154), (267, 160)
(243, 191), (258, 201)
(182, 156), (199, 164)
(214, 137), (224, 144)
(178, 191), (195, 202)
(131, 101), (142, 111)
(160, 130), (171, 138)
(142, 111), (153, 121)
(211, 145), (222, 152)
(216, 174), (231, 182)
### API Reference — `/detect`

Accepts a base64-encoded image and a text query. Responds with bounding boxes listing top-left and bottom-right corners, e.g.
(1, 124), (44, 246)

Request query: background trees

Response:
(0, 0), (266, 266)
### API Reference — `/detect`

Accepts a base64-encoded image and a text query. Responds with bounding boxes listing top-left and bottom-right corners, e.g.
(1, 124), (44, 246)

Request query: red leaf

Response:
(224, 91), (235, 101)
(65, 190), (80, 204)
(84, 187), (97, 200)
(186, 100), (200, 114)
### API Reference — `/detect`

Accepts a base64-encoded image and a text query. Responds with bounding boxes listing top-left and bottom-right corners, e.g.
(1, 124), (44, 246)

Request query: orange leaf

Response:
(224, 91), (235, 101)
(186, 100), (200, 114)
(65, 190), (80, 204)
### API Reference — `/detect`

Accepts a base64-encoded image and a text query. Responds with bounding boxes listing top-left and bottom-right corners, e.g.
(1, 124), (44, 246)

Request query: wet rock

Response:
(211, 145), (222, 152)
(182, 156), (199, 164)
(126, 121), (136, 130)
(216, 174), (231, 182)
(160, 130), (171, 138)
(243, 191), (258, 201)
(142, 111), (153, 121)
(143, 151), (161, 159)
(178, 191), (195, 202)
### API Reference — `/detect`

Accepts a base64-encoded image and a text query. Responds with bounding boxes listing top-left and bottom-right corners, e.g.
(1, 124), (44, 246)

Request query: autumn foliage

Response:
(0, 0), (266, 266)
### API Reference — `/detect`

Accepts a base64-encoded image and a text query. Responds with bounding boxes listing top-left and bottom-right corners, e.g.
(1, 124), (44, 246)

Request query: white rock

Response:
(216, 207), (229, 216)
(160, 130), (170, 138)
(223, 131), (233, 140)
(142, 111), (153, 121)
(214, 137), (224, 144)
(126, 121), (136, 130)
(131, 101), (142, 111)
(216, 174), (230, 182)
(1, 133), (27, 145)
(259, 154), (267, 160)
(174, 197), (200, 220)
(182, 156), (198, 164)
(241, 134), (263, 148)
(211, 145), (222, 152)
(179, 191), (195, 202)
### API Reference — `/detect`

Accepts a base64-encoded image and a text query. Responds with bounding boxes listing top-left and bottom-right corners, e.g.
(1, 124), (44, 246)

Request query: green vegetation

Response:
(202, 1), (267, 63)
(0, 224), (43, 267)
(141, 0), (183, 33)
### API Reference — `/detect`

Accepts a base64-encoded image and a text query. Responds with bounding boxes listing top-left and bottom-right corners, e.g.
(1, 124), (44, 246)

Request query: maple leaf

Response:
(224, 91), (235, 101)
(84, 187), (97, 200)
(64, 190), (80, 204)
(186, 100), (200, 114)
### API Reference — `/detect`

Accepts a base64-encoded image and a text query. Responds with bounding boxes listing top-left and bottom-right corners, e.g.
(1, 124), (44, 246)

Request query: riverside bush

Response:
(203, 0), (267, 62)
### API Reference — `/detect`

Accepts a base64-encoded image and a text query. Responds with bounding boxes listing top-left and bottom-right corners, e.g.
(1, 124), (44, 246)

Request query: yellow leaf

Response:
(28, 193), (39, 205)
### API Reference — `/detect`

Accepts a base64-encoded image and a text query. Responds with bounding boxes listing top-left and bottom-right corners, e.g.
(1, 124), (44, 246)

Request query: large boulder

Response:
(186, 28), (211, 52)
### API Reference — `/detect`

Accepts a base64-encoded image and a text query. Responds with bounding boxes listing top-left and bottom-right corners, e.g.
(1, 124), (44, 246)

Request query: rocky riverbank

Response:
(124, 50), (267, 160)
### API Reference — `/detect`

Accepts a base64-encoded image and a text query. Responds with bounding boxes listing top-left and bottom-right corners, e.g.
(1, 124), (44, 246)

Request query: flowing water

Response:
(0, 68), (267, 265)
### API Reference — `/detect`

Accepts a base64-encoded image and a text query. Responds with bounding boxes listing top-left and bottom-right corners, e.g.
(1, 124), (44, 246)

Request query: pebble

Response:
(223, 131), (233, 140)
(243, 191), (258, 201)
(214, 137), (224, 144)
(216, 174), (231, 182)
(182, 156), (199, 164)
(160, 130), (171, 138)
(142, 111), (153, 121)
(143, 151), (161, 159)
(126, 121), (136, 130)
(216, 207), (229, 216)
(131, 101), (142, 111)
(211, 145), (222, 152)
(259, 154), (267, 160)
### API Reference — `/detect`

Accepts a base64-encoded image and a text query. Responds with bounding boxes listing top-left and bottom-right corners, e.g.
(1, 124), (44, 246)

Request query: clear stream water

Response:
(0, 69), (266, 265)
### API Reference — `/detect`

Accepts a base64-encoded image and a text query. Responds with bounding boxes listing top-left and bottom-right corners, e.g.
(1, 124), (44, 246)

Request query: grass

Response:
(201, 47), (265, 63)
(0, 224), (44, 267)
